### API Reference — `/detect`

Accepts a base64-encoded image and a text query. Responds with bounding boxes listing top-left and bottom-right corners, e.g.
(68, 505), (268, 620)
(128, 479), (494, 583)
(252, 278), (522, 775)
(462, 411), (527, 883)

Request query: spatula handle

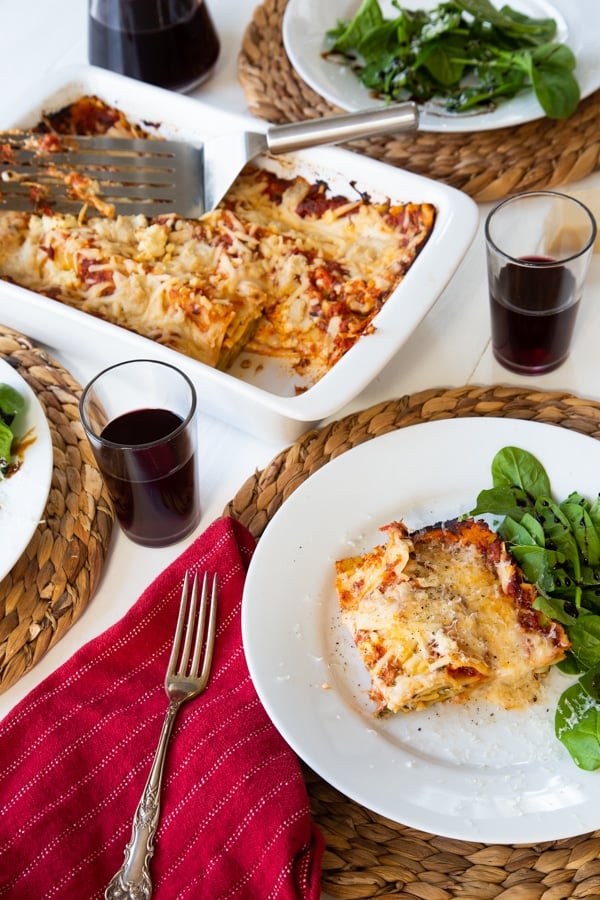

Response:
(264, 102), (418, 154)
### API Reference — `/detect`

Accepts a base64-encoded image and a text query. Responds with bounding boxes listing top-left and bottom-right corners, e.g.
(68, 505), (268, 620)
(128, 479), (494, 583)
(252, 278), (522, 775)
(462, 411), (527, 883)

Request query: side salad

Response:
(471, 446), (600, 770)
(0, 382), (25, 477)
(326, 0), (580, 119)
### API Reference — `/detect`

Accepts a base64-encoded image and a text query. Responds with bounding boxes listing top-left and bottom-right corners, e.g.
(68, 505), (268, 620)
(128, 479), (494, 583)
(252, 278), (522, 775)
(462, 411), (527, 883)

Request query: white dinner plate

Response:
(283, 0), (600, 132)
(0, 359), (53, 581)
(242, 417), (600, 843)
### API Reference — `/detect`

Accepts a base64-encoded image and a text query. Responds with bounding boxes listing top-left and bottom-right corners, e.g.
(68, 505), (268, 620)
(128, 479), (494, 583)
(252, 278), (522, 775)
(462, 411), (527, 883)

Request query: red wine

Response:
(100, 407), (199, 547)
(88, 1), (220, 92)
(489, 255), (578, 374)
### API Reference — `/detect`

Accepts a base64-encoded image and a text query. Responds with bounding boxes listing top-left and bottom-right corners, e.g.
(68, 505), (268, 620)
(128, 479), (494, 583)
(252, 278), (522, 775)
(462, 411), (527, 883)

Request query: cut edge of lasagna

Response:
(335, 517), (570, 715)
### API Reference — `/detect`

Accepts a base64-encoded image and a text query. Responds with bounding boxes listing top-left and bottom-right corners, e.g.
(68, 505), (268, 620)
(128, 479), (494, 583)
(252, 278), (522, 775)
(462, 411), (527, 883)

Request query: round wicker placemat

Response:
(225, 384), (600, 899)
(0, 327), (114, 695)
(238, 0), (600, 202)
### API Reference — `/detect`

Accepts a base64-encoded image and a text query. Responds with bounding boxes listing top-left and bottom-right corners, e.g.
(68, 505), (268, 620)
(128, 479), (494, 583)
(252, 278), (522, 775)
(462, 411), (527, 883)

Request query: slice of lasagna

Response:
(335, 518), (570, 715)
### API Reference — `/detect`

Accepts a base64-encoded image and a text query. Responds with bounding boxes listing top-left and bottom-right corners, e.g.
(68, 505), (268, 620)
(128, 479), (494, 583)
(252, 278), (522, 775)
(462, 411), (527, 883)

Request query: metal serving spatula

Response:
(0, 102), (418, 219)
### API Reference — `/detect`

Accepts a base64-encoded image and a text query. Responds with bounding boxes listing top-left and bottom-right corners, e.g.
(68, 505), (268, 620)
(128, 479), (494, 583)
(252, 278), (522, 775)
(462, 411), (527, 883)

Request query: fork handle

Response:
(105, 700), (181, 900)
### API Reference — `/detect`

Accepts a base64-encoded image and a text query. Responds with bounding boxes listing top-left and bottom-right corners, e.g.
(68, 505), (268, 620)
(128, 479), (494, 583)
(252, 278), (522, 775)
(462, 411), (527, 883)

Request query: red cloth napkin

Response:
(0, 516), (323, 899)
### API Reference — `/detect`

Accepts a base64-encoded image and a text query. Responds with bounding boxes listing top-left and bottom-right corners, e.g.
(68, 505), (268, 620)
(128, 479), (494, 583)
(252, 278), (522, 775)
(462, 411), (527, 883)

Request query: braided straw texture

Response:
(238, 0), (600, 202)
(0, 328), (114, 694)
(225, 385), (600, 899)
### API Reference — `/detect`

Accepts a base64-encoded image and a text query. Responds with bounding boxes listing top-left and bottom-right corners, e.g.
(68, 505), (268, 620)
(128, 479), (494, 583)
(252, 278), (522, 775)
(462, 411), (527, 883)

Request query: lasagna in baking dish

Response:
(0, 96), (436, 383)
(335, 518), (570, 714)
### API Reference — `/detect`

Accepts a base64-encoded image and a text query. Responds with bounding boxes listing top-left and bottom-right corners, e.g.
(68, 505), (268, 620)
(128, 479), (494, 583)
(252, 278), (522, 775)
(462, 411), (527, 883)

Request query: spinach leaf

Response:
(528, 43), (580, 119)
(453, 0), (555, 40)
(0, 420), (13, 472)
(0, 383), (25, 476)
(328, 0), (385, 52)
(491, 446), (551, 497)
(557, 652), (582, 675)
(534, 498), (581, 577)
(500, 513), (543, 547)
(561, 499), (600, 567)
(579, 584), (600, 615)
(519, 511), (546, 546)
(567, 615), (600, 670)
(534, 592), (577, 628)
(556, 665), (600, 770)
(416, 35), (468, 87)
(507, 543), (558, 595)
(0, 383), (25, 424)
(470, 485), (533, 520)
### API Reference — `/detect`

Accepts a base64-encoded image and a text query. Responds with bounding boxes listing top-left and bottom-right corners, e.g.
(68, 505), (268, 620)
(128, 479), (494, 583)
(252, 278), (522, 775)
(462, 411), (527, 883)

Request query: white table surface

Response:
(1, 0), (600, 841)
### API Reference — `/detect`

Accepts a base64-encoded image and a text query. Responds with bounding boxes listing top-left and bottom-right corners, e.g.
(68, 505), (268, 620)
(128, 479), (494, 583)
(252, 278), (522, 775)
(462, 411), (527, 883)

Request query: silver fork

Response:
(105, 570), (218, 900)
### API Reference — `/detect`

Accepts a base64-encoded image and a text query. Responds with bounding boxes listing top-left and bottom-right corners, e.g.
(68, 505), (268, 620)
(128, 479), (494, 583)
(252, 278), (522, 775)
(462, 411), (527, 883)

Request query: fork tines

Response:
(168, 571), (218, 691)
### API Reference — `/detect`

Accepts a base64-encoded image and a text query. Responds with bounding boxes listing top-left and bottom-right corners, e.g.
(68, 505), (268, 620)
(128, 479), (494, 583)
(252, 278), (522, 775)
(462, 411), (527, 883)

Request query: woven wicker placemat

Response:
(238, 0), (600, 202)
(0, 327), (114, 695)
(225, 384), (600, 899)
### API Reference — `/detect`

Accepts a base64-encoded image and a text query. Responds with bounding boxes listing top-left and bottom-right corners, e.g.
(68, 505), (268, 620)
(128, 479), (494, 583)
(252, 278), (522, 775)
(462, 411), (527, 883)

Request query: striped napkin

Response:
(0, 516), (323, 899)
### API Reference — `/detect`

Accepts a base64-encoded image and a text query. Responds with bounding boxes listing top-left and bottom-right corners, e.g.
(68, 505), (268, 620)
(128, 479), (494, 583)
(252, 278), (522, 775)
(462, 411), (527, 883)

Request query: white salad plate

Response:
(0, 64), (477, 442)
(242, 417), (600, 843)
(283, 0), (600, 133)
(0, 359), (53, 581)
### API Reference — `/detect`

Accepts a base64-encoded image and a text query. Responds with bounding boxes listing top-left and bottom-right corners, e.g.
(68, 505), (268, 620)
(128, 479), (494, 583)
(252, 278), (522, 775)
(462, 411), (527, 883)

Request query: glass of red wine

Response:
(485, 191), (597, 375)
(80, 359), (201, 547)
(88, 0), (220, 92)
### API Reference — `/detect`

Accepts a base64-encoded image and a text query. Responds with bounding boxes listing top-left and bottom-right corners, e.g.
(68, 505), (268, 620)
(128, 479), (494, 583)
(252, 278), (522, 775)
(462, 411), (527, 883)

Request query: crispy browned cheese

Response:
(335, 517), (570, 715)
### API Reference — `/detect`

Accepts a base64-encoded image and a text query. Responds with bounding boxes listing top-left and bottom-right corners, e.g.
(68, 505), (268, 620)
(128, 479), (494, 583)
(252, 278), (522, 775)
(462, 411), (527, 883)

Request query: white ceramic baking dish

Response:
(0, 65), (478, 442)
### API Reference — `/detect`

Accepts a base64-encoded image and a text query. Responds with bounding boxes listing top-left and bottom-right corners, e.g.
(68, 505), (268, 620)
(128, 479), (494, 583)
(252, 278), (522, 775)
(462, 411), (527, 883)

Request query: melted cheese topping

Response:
(0, 97), (437, 383)
(335, 519), (570, 715)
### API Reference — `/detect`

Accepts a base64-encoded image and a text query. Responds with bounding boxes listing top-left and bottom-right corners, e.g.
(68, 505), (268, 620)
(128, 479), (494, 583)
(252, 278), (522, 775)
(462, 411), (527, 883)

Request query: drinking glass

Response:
(485, 191), (597, 374)
(88, 0), (220, 92)
(80, 359), (200, 547)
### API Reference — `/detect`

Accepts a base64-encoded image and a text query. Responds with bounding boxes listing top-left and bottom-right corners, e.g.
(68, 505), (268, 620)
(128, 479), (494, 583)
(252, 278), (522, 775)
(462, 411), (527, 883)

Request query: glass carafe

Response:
(88, 0), (220, 92)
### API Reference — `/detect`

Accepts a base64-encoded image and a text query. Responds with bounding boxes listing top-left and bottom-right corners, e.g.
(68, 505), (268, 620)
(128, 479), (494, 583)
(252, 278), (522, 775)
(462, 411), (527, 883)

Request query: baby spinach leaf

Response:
(556, 666), (600, 770)
(491, 446), (551, 497)
(521, 511), (546, 546)
(500, 515), (540, 547)
(534, 498), (581, 578)
(328, 0), (385, 52)
(420, 6), (462, 41)
(0, 384), (25, 477)
(448, 73), (525, 112)
(0, 420), (13, 472)
(589, 495), (600, 535)
(567, 615), (600, 670)
(564, 491), (592, 511)
(470, 485), (533, 520)
(0, 383), (25, 424)
(416, 35), (468, 86)
(557, 653), (582, 675)
(534, 593), (577, 628)
(561, 501), (600, 567)
(579, 583), (600, 616)
(507, 544), (557, 595)
(453, 0), (555, 40)
(529, 44), (580, 119)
